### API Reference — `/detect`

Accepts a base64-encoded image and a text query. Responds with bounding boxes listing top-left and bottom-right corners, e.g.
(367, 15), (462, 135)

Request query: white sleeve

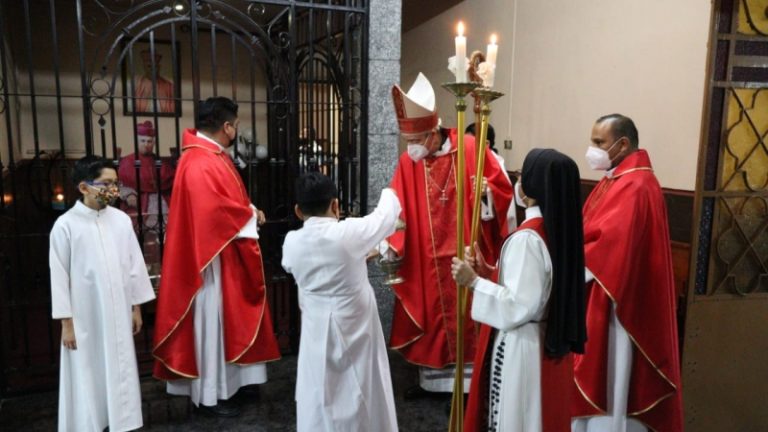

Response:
(237, 204), (260, 239)
(470, 231), (550, 332)
(49, 223), (72, 319)
(281, 233), (294, 274)
(585, 267), (595, 283)
(127, 226), (156, 305)
(340, 188), (402, 256)
(119, 186), (138, 200)
(481, 186), (495, 221)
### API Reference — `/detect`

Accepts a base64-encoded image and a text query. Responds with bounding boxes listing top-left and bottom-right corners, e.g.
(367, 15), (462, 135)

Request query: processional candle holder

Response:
(441, 81), (480, 432)
(468, 87), (504, 247)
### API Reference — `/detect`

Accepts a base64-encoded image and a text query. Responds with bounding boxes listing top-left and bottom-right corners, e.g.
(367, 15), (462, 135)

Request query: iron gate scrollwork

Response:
(0, 0), (368, 396)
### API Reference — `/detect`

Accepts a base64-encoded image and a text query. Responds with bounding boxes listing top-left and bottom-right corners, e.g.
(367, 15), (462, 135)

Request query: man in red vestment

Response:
(384, 73), (514, 397)
(118, 120), (175, 230)
(134, 50), (175, 114)
(572, 114), (683, 432)
(153, 97), (280, 417)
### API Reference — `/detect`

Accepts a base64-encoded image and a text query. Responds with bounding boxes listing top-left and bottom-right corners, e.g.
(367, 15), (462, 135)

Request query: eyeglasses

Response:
(87, 180), (122, 188)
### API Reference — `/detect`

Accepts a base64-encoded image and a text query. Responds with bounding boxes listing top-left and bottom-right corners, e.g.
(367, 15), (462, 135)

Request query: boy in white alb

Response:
(282, 172), (400, 432)
(49, 156), (155, 431)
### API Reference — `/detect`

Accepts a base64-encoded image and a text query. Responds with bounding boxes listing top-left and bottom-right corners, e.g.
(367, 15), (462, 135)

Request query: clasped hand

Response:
(451, 242), (495, 287)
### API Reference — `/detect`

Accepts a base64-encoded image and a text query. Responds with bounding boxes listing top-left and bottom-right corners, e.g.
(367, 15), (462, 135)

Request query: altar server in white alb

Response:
(282, 172), (400, 432)
(49, 156), (155, 432)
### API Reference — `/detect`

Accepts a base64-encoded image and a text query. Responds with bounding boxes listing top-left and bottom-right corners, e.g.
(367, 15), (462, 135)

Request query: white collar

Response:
(432, 137), (452, 157)
(196, 131), (225, 151)
(73, 199), (108, 217)
(303, 216), (337, 226)
(524, 205), (542, 221)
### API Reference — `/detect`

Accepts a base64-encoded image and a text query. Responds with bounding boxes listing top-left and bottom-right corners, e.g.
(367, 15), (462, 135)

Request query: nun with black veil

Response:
(452, 148), (587, 432)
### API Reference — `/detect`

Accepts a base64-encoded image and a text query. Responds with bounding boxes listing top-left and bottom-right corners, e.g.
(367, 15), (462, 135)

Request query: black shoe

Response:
(237, 385), (261, 400)
(198, 401), (241, 418)
(403, 384), (430, 400)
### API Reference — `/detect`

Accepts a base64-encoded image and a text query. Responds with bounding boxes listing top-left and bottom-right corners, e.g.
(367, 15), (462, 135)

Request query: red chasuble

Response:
(153, 129), (280, 380)
(464, 218), (573, 432)
(118, 152), (175, 214)
(388, 129), (513, 368)
(572, 150), (683, 431)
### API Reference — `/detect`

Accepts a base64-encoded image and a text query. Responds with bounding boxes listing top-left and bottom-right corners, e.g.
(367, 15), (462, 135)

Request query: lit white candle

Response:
(485, 34), (498, 87)
(455, 21), (467, 82)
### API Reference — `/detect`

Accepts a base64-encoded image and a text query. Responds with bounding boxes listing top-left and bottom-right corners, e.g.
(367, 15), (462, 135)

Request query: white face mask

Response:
(585, 138), (622, 171)
(514, 181), (527, 208)
(407, 144), (430, 162)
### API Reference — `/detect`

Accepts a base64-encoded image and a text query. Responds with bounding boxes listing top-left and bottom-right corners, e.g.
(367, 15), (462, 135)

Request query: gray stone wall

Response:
(367, 0), (402, 337)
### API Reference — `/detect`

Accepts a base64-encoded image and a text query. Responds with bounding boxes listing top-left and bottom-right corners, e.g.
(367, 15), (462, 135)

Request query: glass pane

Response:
(721, 88), (768, 192)
(737, 0), (768, 35)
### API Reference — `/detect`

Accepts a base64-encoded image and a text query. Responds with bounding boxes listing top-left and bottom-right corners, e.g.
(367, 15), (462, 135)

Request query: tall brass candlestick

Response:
(469, 88), (504, 249)
(441, 81), (478, 432)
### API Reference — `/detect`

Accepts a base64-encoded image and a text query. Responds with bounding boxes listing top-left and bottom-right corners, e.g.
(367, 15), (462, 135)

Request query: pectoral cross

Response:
(439, 192), (449, 204)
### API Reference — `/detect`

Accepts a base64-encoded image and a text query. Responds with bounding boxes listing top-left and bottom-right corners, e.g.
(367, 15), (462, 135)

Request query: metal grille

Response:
(0, 0), (368, 396)
(692, 0), (768, 297)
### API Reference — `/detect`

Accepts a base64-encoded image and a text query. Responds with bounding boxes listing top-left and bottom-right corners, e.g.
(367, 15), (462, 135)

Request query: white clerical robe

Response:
(470, 206), (551, 432)
(282, 188), (401, 432)
(571, 299), (647, 432)
(49, 201), (156, 432)
(166, 132), (267, 406)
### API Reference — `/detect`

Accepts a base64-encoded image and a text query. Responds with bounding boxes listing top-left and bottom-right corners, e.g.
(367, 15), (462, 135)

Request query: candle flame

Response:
(490, 33), (497, 44)
(457, 21), (464, 37)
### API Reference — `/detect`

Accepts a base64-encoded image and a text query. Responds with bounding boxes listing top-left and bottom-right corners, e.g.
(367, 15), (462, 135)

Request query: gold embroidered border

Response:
(613, 166), (653, 178)
(423, 155), (456, 358)
(153, 230), (241, 371)
(230, 243), (280, 363)
(152, 354), (199, 380)
(591, 274), (678, 391)
(573, 375), (608, 415)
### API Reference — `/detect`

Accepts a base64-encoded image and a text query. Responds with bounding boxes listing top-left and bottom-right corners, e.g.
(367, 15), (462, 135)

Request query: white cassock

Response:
(571, 274), (647, 432)
(470, 206), (551, 432)
(282, 188), (400, 432)
(166, 205), (267, 406)
(166, 130), (268, 407)
(49, 201), (156, 432)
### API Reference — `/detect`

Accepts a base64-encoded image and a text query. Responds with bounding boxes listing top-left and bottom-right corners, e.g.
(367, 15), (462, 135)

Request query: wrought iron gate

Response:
(0, 0), (368, 396)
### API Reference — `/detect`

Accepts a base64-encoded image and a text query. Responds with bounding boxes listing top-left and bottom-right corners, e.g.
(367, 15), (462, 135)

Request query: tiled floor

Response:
(0, 353), (453, 431)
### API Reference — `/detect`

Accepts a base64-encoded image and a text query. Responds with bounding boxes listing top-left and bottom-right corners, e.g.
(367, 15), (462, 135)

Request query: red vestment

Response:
(388, 129), (513, 368)
(464, 217), (573, 432)
(136, 76), (175, 113)
(153, 129), (280, 380)
(572, 150), (683, 431)
(118, 152), (174, 215)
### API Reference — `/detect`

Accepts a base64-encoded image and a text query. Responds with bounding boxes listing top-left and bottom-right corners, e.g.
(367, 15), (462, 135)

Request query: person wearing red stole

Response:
(153, 97), (280, 417)
(452, 148), (587, 432)
(572, 114), (683, 432)
(383, 73), (514, 397)
(118, 120), (175, 229)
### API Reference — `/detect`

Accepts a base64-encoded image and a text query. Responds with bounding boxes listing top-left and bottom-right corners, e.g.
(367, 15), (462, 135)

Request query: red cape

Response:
(388, 129), (513, 368)
(572, 150), (683, 431)
(464, 218), (573, 432)
(153, 129), (280, 380)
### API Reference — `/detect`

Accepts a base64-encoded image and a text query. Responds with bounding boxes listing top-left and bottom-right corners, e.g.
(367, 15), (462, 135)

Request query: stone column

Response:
(367, 0), (401, 337)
